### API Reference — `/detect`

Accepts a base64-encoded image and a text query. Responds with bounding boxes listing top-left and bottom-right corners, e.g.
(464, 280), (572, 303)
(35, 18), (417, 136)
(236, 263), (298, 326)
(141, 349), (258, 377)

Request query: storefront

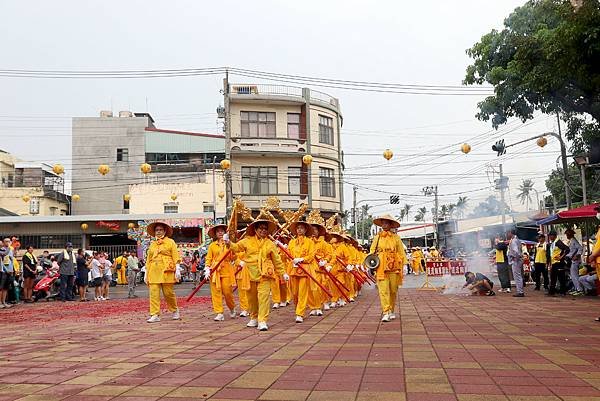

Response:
(0, 213), (215, 258)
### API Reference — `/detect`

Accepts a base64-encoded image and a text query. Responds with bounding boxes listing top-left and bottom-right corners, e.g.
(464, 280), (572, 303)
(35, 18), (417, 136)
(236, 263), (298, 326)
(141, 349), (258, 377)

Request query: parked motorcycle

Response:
(32, 267), (60, 301)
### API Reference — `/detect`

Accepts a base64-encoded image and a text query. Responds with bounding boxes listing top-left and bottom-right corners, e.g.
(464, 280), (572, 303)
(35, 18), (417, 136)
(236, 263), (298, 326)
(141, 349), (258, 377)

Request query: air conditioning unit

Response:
(119, 111), (133, 118)
(100, 110), (113, 118)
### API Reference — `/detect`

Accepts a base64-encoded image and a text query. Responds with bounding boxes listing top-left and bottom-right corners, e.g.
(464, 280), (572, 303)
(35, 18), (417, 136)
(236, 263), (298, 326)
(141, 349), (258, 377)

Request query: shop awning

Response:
(538, 203), (600, 225)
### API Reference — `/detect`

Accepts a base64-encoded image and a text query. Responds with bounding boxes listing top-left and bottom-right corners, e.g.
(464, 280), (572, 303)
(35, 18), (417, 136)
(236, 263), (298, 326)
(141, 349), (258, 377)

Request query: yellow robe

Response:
(205, 240), (235, 314)
(312, 237), (333, 305)
(370, 231), (406, 314)
(230, 235), (286, 322)
(146, 237), (179, 316)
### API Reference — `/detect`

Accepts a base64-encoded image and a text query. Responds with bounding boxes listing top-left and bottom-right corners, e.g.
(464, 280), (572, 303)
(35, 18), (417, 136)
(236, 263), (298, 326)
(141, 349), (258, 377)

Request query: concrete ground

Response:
(2, 280), (600, 401)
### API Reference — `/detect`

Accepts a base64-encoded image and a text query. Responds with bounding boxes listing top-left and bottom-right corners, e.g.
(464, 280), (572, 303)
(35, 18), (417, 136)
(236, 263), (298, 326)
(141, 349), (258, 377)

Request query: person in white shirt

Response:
(101, 252), (113, 300)
(90, 253), (104, 301)
(507, 229), (525, 297)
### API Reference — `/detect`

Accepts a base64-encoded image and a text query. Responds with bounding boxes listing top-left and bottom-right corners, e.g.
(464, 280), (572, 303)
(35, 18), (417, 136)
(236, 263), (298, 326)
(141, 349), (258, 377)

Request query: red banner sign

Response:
(426, 260), (467, 276)
(96, 221), (121, 231)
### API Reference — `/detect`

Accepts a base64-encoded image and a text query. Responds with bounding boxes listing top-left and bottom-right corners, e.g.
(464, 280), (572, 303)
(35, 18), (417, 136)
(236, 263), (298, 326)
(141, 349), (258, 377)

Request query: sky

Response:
(0, 0), (565, 221)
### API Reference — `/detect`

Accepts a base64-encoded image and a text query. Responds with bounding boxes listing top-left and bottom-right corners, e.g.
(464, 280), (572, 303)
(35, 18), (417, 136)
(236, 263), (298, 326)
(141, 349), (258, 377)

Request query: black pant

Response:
(497, 263), (510, 289)
(549, 265), (567, 295)
(59, 274), (75, 300)
(533, 263), (549, 289)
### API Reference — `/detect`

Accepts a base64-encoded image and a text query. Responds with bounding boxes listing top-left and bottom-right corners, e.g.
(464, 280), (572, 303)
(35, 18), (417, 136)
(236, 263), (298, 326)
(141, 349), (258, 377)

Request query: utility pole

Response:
(212, 155), (217, 223)
(223, 69), (232, 219)
(422, 186), (438, 246)
(499, 164), (507, 226)
(433, 185), (439, 246)
(353, 186), (358, 239)
(556, 112), (572, 209)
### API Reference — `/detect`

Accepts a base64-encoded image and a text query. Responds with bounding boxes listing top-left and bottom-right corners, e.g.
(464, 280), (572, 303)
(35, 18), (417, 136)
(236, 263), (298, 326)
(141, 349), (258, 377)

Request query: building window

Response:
(203, 204), (214, 213)
(319, 115), (334, 145)
(240, 111), (276, 138)
(287, 113), (301, 139)
(288, 167), (301, 195)
(164, 204), (178, 214)
(319, 167), (336, 198)
(241, 167), (277, 195)
(117, 148), (129, 162)
(123, 199), (130, 210)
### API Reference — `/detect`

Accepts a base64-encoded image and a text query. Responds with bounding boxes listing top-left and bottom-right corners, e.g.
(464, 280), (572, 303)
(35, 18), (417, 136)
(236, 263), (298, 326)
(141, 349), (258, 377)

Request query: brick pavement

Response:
(2, 286), (600, 401)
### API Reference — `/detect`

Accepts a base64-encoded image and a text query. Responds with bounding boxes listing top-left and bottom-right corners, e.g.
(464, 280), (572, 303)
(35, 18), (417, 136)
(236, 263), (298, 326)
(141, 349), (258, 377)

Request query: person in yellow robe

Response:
(234, 252), (250, 317)
(310, 221), (333, 312)
(328, 227), (352, 308)
(371, 214), (406, 322)
(114, 251), (129, 285)
(205, 224), (236, 321)
(145, 222), (181, 323)
(411, 247), (423, 275)
(287, 221), (316, 323)
(226, 217), (289, 331)
(429, 246), (440, 259)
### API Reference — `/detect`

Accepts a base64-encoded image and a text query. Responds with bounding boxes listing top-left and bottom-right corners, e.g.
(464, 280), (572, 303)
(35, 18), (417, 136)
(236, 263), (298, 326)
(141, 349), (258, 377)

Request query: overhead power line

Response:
(0, 66), (493, 96)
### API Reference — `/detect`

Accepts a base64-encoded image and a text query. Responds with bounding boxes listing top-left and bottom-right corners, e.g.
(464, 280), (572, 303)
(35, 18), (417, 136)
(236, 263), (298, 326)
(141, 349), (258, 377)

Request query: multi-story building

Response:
(224, 84), (344, 216)
(0, 150), (69, 216)
(71, 111), (226, 216)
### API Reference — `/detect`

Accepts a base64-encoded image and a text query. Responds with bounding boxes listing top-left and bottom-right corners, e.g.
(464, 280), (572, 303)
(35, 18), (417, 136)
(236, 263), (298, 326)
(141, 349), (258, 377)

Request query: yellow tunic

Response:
(146, 237), (179, 284)
(230, 236), (286, 282)
(370, 231), (406, 280)
(288, 235), (315, 277)
(313, 237), (333, 270)
(331, 242), (352, 275)
(206, 240), (235, 278)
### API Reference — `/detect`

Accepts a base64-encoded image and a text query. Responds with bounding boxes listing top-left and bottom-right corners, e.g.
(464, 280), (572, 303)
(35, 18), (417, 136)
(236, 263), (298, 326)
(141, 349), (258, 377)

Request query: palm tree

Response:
(517, 179), (535, 211)
(456, 196), (468, 219)
(397, 210), (406, 222)
(415, 207), (427, 222)
(447, 203), (456, 219)
(402, 204), (412, 220)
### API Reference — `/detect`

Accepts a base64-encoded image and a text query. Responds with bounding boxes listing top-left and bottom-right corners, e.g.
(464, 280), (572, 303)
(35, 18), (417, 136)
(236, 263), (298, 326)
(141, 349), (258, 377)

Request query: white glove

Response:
(318, 260), (327, 267)
(203, 268), (211, 280)
(346, 264), (354, 272)
(325, 265), (332, 272)
(293, 258), (304, 265)
(223, 233), (230, 243)
(274, 240), (283, 247)
(144, 275), (148, 285)
(175, 270), (182, 280)
(239, 260), (246, 268)
(282, 273), (290, 281)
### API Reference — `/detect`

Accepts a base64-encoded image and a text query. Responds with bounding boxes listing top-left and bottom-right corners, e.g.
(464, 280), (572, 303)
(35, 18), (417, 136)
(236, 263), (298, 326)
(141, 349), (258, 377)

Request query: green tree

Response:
(517, 179), (535, 210)
(469, 196), (511, 218)
(464, 0), (600, 154)
(414, 207), (427, 222)
(455, 196), (469, 218)
(447, 203), (456, 219)
(544, 164), (600, 207)
(402, 204), (412, 220)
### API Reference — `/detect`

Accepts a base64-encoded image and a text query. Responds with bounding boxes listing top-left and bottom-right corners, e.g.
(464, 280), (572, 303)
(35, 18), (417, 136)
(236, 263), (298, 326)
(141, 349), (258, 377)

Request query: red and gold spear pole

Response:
(269, 235), (333, 299)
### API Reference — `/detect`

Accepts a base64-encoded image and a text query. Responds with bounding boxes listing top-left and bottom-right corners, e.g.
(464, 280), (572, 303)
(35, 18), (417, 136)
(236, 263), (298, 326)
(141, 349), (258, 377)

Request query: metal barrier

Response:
(89, 245), (137, 257)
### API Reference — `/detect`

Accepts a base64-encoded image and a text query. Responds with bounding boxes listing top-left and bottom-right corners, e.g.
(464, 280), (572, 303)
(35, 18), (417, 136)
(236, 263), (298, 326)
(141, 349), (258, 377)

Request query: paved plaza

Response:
(2, 284), (600, 401)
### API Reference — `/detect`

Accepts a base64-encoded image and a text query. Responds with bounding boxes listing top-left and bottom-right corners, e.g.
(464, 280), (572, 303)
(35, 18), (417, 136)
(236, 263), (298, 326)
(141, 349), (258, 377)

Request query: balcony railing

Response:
(232, 194), (307, 210)
(230, 137), (307, 153)
(229, 84), (338, 109)
(230, 84), (304, 99)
